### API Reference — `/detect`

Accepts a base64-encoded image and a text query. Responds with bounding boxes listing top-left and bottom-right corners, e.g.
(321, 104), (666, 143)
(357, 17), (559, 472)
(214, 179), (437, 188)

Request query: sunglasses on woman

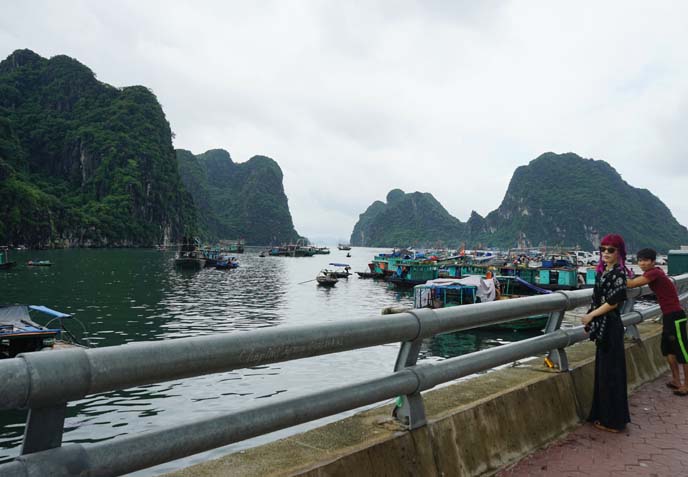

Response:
(599, 246), (617, 254)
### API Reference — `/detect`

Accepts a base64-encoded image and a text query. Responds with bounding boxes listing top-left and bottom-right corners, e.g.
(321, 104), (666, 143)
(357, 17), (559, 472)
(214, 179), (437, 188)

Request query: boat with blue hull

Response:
(215, 256), (239, 270)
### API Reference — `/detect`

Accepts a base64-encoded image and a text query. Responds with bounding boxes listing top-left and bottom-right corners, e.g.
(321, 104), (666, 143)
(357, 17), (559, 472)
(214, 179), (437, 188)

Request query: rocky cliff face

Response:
(176, 148), (301, 245)
(350, 153), (688, 252)
(0, 49), (196, 247)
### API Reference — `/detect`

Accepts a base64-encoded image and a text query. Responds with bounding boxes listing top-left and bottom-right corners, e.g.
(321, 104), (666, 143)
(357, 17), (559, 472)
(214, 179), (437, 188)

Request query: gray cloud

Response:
(2, 1), (688, 243)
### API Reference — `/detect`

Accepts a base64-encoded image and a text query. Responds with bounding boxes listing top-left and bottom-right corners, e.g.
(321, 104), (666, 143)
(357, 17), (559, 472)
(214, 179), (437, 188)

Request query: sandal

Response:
(674, 388), (688, 396)
(593, 421), (621, 433)
(666, 382), (680, 390)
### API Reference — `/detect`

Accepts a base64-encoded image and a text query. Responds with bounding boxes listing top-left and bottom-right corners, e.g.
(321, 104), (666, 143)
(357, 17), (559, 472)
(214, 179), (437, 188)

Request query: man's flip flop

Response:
(674, 389), (688, 396)
(667, 382), (680, 389)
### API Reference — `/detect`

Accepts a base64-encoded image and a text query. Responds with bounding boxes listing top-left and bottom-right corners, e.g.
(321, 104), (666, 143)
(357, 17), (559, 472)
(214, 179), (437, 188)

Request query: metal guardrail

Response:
(1, 274), (687, 477)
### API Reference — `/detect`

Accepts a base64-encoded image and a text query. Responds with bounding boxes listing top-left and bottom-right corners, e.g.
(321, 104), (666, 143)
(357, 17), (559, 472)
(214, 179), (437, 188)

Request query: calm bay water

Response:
(0, 247), (540, 475)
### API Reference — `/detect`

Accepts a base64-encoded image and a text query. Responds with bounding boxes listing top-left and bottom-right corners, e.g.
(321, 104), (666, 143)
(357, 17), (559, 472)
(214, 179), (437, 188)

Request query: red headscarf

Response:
(596, 233), (631, 275)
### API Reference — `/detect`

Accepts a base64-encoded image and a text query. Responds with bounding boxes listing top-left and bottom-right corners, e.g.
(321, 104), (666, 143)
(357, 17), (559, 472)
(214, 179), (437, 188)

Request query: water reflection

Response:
(423, 329), (543, 360)
(0, 247), (536, 473)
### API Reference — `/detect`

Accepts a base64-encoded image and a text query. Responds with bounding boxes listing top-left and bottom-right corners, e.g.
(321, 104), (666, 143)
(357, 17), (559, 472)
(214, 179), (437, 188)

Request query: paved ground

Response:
(497, 372), (688, 477)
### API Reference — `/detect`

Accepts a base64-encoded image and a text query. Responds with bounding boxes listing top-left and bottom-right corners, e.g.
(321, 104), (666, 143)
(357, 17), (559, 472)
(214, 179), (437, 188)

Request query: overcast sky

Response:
(2, 1), (687, 243)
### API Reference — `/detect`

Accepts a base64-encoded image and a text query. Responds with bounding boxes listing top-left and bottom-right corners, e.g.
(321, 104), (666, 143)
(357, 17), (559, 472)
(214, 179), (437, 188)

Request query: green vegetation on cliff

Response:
(0, 49), (196, 247)
(482, 152), (688, 252)
(176, 149), (301, 245)
(350, 189), (466, 247)
(351, 153), (688, 252)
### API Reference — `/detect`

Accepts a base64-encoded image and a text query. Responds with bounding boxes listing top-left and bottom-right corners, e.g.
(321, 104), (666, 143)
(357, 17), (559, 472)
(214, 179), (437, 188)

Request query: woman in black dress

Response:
(581, 233), (631, 432)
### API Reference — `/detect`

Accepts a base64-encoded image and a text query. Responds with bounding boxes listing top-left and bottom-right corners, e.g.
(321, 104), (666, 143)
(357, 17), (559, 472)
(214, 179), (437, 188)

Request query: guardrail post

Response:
(623, 298), (641, 340)
(21, 403), (67, 454)
(392, 339), (426, 429)
(544, 309), (569, 371)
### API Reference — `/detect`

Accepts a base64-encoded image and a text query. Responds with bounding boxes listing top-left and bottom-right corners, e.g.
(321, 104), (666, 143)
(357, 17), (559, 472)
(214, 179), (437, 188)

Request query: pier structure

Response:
(0, 275), (687, 477)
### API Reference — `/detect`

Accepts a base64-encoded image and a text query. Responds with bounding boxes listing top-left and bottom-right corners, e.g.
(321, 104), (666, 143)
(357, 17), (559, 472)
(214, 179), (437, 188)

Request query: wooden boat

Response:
(259, 251), (267, 258)
(356, 271), (384, 279)
(316, 270), (338, 286)
(0, 305), (86, 359)
(27, 260), (52, 266)
(0, 246), (17, 270)
(175, 239), (206, 269)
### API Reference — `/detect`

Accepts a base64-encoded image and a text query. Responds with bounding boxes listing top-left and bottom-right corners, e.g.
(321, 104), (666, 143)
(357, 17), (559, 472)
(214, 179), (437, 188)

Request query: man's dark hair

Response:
(636, 248), (657, 261)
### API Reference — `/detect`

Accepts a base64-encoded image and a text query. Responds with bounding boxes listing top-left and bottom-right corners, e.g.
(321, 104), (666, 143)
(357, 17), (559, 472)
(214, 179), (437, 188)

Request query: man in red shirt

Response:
(628, 248), (688, 395)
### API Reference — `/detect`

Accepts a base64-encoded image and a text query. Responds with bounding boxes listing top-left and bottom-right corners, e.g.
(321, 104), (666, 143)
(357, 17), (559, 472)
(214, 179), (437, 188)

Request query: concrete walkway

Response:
(497, 371), (688, 476)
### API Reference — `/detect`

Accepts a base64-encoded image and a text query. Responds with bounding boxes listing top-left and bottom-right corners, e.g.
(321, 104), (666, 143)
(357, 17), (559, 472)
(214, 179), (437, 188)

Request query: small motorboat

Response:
(316, 269), (338, 286)
(27, 260), (52, 266)
(215, 255), (239, 270)
(259, 251), (266, 257)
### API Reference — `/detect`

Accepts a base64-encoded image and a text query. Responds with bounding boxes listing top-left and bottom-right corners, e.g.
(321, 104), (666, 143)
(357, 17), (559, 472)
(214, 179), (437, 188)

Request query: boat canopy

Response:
(29, 305), (73, 319)
(0, 305), (63, 335)
(329, 263), (351, 267)
(417, 275), (496, 302)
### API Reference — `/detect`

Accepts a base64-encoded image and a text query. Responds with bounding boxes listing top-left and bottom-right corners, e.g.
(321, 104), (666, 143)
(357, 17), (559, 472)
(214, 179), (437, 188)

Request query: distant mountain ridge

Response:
(350, 152), (688, 252)
(176, 148), (301, 245)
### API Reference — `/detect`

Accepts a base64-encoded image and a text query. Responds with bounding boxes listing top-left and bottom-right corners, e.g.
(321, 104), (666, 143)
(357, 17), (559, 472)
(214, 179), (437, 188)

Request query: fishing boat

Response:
(388, 259), (439, 288)
(328, 263), (352, 278)
(174, 238), (206, 270)
(316, 269), (338, 286)
(219, 239), (245, 254)
(27, 260), (52, 267)
(269, 240), (316, 257)
(313, 246), (331, 255)
(0, 247), (17, 270)
(534, 256), (580, 290)
(0, 304), (88, 359)
(356, 271), (384, 279)
(337, 244), (352, 251)
(411, 276), (551, 331)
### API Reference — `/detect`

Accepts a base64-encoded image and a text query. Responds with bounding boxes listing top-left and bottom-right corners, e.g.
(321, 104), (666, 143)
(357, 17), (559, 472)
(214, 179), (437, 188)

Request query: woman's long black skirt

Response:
(588, 313), (631, 430)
